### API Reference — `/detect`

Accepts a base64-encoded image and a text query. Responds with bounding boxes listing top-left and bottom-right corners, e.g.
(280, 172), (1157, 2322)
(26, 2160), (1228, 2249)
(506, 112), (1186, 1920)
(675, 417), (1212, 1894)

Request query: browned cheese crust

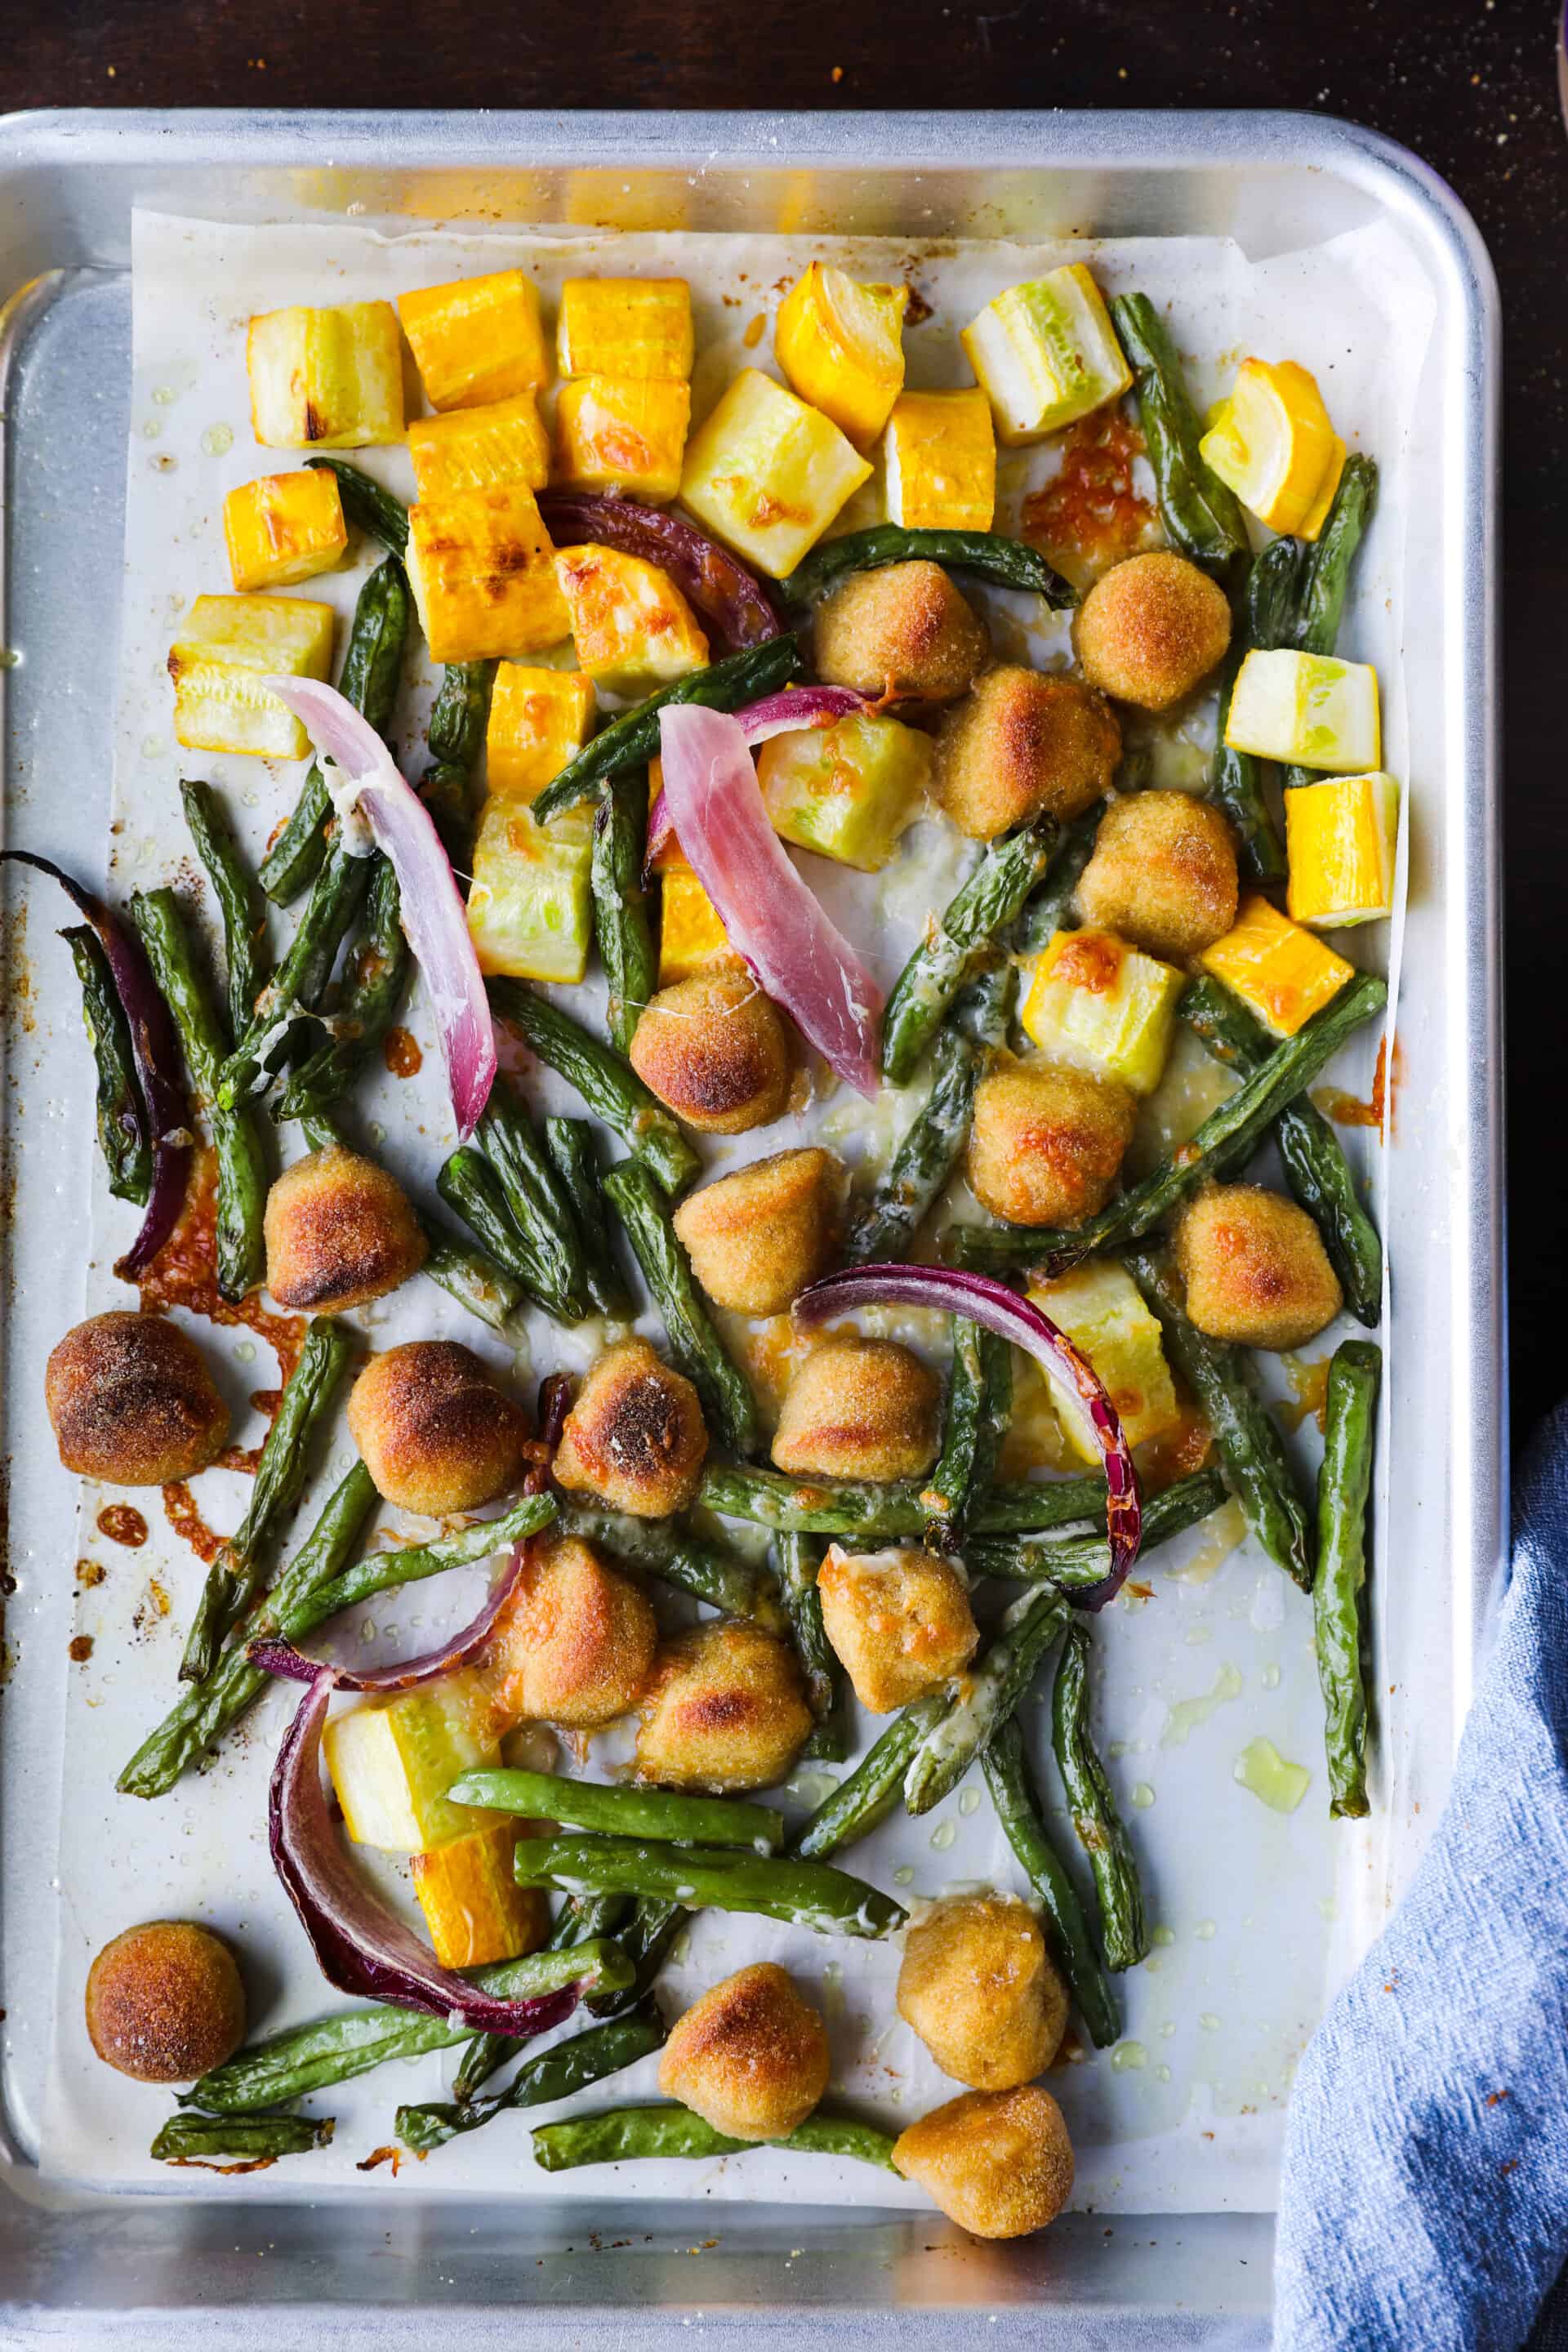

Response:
(893, 2083), (1076, 2238)
(671, 1147), (846, 1316)
(813, 561), (990, 702)
(771, 1336), (942, 1484)
(1174, 1183), (1344, 1351)
(629, 966), (795, 1135)
(1074, 550), (1232, 712)
(966, 1058), (1138, 1229)
(896, 1896), (1067, 2091)
(817, 1545), (978, 1713)
(552, 1338), (708, 1517)
(635, 1619), (812, 1793)
(345, 1339), (528, 1515)
(488, 1535), (658, 1727)
(263, 1144), (428, 1312)
(85, 1919), (247, 2084)
(659, 1962), (831, 2140)
(932, 666), (1121, 840)
(46, 1311), (229, 1486)
(1075, 790), (1240, 959)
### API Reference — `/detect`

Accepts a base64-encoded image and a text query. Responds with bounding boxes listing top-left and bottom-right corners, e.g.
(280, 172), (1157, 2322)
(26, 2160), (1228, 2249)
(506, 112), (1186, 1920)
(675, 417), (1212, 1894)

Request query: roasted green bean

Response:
(152, 2114), (333, 2163)
(1314, 1339), (1381, 1819)
(450, 1770), (782, 1853)
(64, 924), (151, 1203)
(511, 1835), (906, 1938)
(902, 1584), (1072, 1817)
(1052, 1620), (1148, 1969)
(1108, 293), (1250, 570)
(475, 1077), (590, 1321)
(982, 1719), (1120, 2049)
(1211, 539), (1298, 883)
(697, 1460), (1110, 1540)
(774, 1530), (846, 1761)
(487, 979), (701, 1196)
(181, 779), (270, 1043)
(966, 1467), (1229, 1587)
(397, 2002), (666, 2156)
(543, 1117), (634, 1317)
(845, 963), (1014, 1264)
(777, 524), (1075, 609)
(594, 768), (659, 1054)
(532, 638), (805, 823)
(880, 821), (1056, 1084)
(531, 2102), (898, 2174)
(277, 858), (410, 1122)
(924, 1318), (1013, 1552)
(602, 1157), (759, 1456)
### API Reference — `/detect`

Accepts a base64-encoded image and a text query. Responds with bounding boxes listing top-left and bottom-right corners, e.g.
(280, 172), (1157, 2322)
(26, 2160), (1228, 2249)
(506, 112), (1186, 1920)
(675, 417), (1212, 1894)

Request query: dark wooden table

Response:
(8, 0), (1563, 1441)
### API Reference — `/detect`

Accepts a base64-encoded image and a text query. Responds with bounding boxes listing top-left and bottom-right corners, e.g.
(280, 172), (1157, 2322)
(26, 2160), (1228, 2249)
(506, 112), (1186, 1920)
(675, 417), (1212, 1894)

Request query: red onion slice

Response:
(269, 1667), (586, 2035)
(249, 1540), (528, 1693)
(2, 850), (192, 1277)
(656, 704), (883, 1099)
(794, 1262), (1143, 1605)
(644, 687), (874, 879)
(537, 492), (782, 652)
(267, 679), (496, 1141)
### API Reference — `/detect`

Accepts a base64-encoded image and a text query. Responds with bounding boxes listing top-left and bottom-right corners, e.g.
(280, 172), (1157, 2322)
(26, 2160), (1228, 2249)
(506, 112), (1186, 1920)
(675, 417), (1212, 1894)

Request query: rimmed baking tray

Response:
(0, 108), (1501, 2343)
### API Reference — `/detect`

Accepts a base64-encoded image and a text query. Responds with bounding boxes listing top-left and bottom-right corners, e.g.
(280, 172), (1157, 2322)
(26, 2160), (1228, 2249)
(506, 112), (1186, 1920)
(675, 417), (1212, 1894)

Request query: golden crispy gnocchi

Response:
(264, 1143), (428, 1312)
(1174, 1183), (1343, 1350)
(85, 1921), (246, 2084)
(771, 1336), (941, 1484)
(46, 1312), (229, 1486)
(813, 561), (989, 702)
(1075, 790), (1239, 960)
(817, 1545), (978, 1713)
(346, 1340), (528, 1516)
(629, 965), (795, 1135)
(1075, 550), (1232, 711)
(897, 1896), (1067, 2090)
(966, 1057), (1138, 1230)
(931, 666), (1120, 840)
(659, 1962), (831, 2140)
(487, 1535), (657, 1727)
(893, 2084), (1075, 2238)
(635, 1619), (812, 1793)
(671, 1147), (846, 1316)
(551, 1338), (708, 1517)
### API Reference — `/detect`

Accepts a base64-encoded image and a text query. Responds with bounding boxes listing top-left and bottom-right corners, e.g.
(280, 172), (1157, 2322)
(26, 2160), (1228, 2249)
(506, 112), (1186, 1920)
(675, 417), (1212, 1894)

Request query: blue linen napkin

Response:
(1274, 1399), (1568, 2350)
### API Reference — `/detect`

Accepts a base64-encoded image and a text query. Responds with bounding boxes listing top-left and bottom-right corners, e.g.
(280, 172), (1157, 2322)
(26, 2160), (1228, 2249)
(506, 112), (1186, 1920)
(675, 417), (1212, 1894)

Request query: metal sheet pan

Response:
(0, 108), (1502, 2340)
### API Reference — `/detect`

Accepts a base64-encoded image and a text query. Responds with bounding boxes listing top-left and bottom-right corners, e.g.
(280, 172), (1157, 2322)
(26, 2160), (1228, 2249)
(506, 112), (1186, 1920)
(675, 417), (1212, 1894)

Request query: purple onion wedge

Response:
(793, 1262), (1143, 1605)
(268, 1666), (588, 2035)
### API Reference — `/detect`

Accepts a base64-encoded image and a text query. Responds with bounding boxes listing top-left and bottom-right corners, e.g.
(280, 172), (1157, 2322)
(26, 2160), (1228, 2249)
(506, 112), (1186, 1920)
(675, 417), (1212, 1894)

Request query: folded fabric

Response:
(1276, 1399), (1568, 2350)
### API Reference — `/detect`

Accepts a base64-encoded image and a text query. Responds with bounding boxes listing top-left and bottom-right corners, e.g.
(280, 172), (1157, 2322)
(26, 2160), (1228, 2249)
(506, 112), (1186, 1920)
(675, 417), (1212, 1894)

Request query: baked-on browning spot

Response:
(897, 1895), (1067, 2090)
(346, 1339), (528, 1516)
(660, 1961), (831, 2140)
(967, 1057), (1138, 1229)
(629, 966), (795, 1135)
(1174, 1183), (1344, 1351)
(552, 1338), (709, 1517)
(1075, 790), (1240, 960)
(488, 1535), (658, 1727)
(893, 2084), (1076, 2238)
(635, 1619), (813, 1793)
(772, 1336), (942, 1484)
(813, 561), (990, 703)
(264, 1144), (428, 1313)
(817, 1545), (978, 1713)
(672, 1147), (846, 1316)
(932, 666), (1120, 840)
(46, 1312), (229, 1486)
(85, 1920), (246, 2084)
(1075, 550), (1232, 712)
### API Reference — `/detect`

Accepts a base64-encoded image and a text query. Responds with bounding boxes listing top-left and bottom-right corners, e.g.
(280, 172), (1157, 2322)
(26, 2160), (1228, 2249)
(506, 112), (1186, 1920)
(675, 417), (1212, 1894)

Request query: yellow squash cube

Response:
(1200, 895), (1356, 1038)
(1198, 359), (1345, 540)
(466, 795), (595, 985)
(1285, 773), (1400, 929)
(960, 265), (1132, 447)
(408, 393), (550, 500)
(755, 708), (930, 871)
(168, 594), (334, 760)
(323, 1669), (503, 1855)
(407, 487), (569, 663)
(247, 302), (403, 449)
(556, 277), (694, 381)
(399, 270), (550, 410)
(1028, 1260), (1180, 1458)
(658, 865), (733, 985)
(554, 543), (709, 695)
(223, 470), (347, 592)
(411, 1823), (548, 1968)
(882, 388), (996, 532)
(486, 665), (596, 804)
(774, 263), (908, 452)
(679, 368), (873, 577)
(1225, 648), (1381, 773)
(1020, 926), (1185, 1097)
(555, 376), (692, 503)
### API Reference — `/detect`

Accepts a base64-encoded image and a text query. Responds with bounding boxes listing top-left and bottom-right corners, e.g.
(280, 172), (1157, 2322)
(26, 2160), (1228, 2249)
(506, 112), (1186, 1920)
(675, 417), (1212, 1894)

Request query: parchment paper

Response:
(40, 207), (1433, 2211)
